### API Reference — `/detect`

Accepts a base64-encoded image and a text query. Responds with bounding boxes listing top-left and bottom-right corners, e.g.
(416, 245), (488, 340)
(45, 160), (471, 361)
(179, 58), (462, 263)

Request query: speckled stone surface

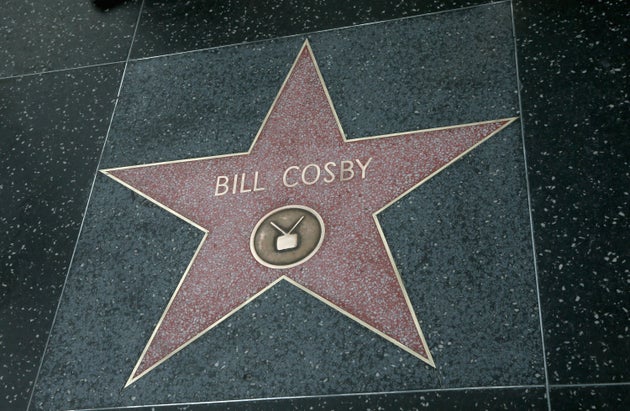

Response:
(0, 0), (140, 77)
(131, 0), (495, 59)
(514, 0), (629, 385)
(29, 3), (545, 410)
(0, 65), (122, 409)
(550, 385), (630, 410)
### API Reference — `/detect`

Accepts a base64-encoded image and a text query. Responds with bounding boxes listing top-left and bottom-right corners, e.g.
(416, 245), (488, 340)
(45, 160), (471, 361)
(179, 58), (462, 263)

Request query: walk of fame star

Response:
(102, 40), (516, 387)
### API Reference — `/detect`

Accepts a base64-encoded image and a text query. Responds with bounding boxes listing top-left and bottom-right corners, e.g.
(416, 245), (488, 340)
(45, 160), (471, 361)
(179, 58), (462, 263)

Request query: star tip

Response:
(301, 39), (313, 55)
(123, 377), (135, 389)
(498, 116), (519, 127)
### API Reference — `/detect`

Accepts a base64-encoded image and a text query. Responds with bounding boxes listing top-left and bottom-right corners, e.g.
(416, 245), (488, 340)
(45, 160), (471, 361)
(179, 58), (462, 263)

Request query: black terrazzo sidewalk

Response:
(1, 1), (628, 410)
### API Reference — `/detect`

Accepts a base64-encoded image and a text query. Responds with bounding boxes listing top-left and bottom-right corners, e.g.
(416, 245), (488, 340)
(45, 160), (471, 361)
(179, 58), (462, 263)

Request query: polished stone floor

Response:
(1, 1), (628, 410)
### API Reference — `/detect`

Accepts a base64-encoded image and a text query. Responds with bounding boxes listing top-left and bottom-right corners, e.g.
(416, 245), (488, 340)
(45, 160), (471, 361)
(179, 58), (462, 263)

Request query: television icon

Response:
(270, 216), (304, 251)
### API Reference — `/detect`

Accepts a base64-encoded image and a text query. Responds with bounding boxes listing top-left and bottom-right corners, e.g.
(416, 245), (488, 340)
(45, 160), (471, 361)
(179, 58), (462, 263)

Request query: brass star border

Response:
(101, 40), (517, 387)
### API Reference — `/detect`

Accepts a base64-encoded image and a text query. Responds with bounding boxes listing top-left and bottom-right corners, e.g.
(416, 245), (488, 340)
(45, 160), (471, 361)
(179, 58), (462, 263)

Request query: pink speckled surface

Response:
(106, 43), (512, 384)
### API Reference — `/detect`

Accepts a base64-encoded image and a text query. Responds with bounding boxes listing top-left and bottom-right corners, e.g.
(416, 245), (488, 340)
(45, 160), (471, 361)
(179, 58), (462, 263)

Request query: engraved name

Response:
(214, 157), (373, 196)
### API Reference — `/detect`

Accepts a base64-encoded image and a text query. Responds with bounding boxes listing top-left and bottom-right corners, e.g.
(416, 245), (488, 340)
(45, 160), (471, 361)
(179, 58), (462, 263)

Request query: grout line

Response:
(550, 382), (630, 389)
(115, 0), (145, 99)
(509, 2), (552, 411)
(67, 384), (548, 411)
(0, 60), (126, 81)
(25, 1), (146, 410)
(55, 381), (630, 411)
(127, 0), (512, 64)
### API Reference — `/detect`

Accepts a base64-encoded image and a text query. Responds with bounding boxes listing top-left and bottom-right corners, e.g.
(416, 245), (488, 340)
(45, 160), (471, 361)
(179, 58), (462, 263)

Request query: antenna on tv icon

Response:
(270, 216), (304, 251)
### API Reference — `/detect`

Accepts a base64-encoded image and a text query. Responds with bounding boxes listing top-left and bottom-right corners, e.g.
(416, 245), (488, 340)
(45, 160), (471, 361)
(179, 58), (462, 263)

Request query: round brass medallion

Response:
(250, 205), (324, 269)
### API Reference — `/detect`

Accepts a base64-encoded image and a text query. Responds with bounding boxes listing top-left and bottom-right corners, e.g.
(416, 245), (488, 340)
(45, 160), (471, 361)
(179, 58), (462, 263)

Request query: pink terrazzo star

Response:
(102, 40), (516, 386)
